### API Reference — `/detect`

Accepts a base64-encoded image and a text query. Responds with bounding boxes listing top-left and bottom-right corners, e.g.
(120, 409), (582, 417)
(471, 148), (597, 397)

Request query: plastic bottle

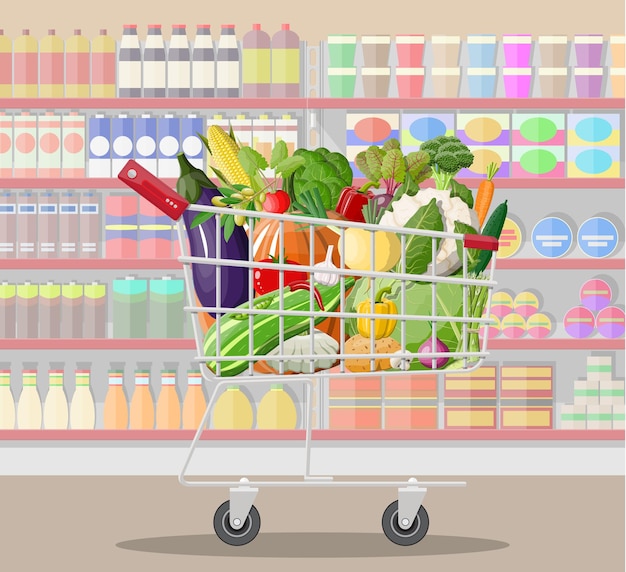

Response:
(0, 30), (12, 97)
(144, 24), (167, 97)
(91, 29), (116, 98)
(65, 29), (90, 98)
(216, 24), (240, 97)
(168, 24), (191, 97)
(17, 369), (41, 429)
(103, 370), (128, 429)
(43, 370), (68, 429)
(70, 369), (95, 429)
(118, 24), (142, 97)
(271, 24), (301, 97)
(39, 29), (64, 97)
(129, 370), (154, 429)
(156, 370), (181, 429)
(192, 25), (215, 97)
(242, 24), (271, 97)
(14, 29), (38, 97)
(212, 385), (253, 429)
(0, 369), (15, 430)
(182, 370), (207, 430)
(256, 384), (298, 429)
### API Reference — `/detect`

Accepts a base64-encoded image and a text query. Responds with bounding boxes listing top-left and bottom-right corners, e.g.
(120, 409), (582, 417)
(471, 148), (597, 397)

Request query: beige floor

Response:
(0, 476), (623, 572)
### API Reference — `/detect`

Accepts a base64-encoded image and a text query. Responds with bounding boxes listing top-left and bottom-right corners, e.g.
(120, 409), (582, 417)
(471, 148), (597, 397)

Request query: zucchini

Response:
(204, 277), (356, 376)
(474, 200), (508, 275)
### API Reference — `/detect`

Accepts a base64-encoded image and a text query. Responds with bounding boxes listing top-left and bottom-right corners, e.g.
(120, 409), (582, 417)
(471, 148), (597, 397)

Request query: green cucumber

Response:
(474, 200), (508, 275)
(203, 277), (356, 377)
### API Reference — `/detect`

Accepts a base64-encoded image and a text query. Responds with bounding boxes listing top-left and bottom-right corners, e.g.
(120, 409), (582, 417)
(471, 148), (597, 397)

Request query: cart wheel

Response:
(213, 500), (261, 546)
(381, 500), (429, 546)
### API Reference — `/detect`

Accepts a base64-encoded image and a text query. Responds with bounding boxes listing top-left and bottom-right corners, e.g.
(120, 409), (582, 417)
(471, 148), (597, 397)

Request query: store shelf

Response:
(494, 258), (625, 270)
(490, 338), (625, 350)
(0, 429), (623, 441)
(2, 177), (624, 190)
(1, 97), (624, 110)
(0, 259), (183, 270)
(1, 339), (194, 350)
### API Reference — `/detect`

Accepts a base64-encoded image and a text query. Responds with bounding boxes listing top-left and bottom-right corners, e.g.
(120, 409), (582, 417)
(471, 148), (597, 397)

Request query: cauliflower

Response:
(379, 188), (478, 276)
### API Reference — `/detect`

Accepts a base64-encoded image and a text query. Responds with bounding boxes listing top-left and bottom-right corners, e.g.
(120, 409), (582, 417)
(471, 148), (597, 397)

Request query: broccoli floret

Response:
(420, 134), (475, 190)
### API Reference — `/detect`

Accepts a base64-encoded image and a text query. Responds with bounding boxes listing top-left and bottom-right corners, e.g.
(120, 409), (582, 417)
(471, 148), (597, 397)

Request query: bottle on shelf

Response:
(112, 276), (148, 338)
(60, 281), (84, 339)
(256, 384), (298, 429)
(16, 281), (38, 338)
(118, 24), (142, 97)
(14, 29), (38, 98)
(191, 24), (215, 97)
(271, 24), (301, 97)
(65, 29), (90, 98)
(43, 369), (68, 430)
(17, 192), (37, 258)
(37, 191), (59, 257)
(91, 29), (116, 98)
(17, 369), (41, 429)
(242, 24), (271, 97)
(212, 385), (254, 429)
(39, 29), (64, 97)
(0, 369), (15, 430)
(39, 281), (61, 338)
(83, 281), (107, 339)
(79, 191), (101, 258)
(182, 370), (207, 430)
(143, 24), (167, 97)
(0, 29), (12, 97)
(156, 370), (181, 429)
(129, 369), (155, 430)
(149, 277), (185, 338)
(70, 369), (95, 429)
(168, 24), (191, 97)
(58, 192), (80, 257)
(216, 24), (240, 97)
(103, 370), (128, 429)
(0, 281), (16, 338)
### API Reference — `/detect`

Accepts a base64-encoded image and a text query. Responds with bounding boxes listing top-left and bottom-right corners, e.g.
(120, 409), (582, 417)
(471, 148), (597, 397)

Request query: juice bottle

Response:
(14, 29), (38, 97)
(256, 384), (298, 429)
(129, 369), (154, 429)
(167, 24), (191, 97)
(43, 369), (68, 430)
(144, 24), (167, 97)
(0, 369), (15, 430)
(103, 370), (128, 429)
(69, 369), (95, 429)
(212, 385), (253, 429)
(216, 24), (240, 97)
(0, 30), (12, 97)
(271, 24), (300, 97)
(182, 370), (207, 429)
(65, 29), (90, 98)
(39, 29), (64, 97)
(91, 29), (116, 98)
(242, 24), (271, 97)
(192, 25), (215, 97)
(156, 370), (181, 429)
(17, 369), (41, 429)
(118, 24), (142, 97)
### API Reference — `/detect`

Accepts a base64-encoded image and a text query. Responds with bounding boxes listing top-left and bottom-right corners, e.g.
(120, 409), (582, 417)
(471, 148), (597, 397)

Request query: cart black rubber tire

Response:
(213, 500), (261, 546)
(381, 500), (429, 546)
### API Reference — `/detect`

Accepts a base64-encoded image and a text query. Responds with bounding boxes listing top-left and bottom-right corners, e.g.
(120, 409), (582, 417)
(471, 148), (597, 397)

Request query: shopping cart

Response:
(119, 160), (499, 547)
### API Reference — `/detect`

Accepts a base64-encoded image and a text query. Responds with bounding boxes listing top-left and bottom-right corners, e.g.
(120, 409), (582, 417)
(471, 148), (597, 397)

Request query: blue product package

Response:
(88, 114), (111, 178)
(111, 114), (134, 176)
(157, 114), (181, 178)
(135, 114), (158, 175)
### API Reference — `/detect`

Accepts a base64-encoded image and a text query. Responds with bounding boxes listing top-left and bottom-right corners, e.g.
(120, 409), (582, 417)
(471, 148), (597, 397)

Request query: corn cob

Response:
(207, 125), (251, 187)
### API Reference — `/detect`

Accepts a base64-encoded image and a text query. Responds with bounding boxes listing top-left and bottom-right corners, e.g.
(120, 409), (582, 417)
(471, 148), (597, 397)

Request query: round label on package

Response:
(532, 217), (573, 258)
(496, 218), (522, 259)
(577, 217), (619, 258)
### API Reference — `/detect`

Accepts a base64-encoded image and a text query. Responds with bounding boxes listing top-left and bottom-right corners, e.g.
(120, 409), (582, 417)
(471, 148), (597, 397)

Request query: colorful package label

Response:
(577, 217), (620, 258)
(346, 113), (400, 177)
(511, 146), (565, 177)
(400, 113), (454, 152)
(531, 217), (574, 258)
(512, 114), (565, 145)
(567, 114), (621, 146)
(567, 145), (621, 178)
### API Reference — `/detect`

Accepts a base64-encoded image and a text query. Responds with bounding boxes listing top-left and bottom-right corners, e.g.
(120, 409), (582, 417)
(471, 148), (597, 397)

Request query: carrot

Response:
(474, 162), (500, 228)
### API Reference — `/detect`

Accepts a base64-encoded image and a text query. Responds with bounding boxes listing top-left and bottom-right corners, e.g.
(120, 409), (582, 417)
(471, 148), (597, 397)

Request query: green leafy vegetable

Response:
(454, 221), (480, 272)
(450, 180), (474, 208)
(402, 198), (443, 276)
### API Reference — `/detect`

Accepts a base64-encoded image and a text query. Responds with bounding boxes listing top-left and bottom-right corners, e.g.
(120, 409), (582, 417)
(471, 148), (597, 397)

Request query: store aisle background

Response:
(0, 476), (623, 571)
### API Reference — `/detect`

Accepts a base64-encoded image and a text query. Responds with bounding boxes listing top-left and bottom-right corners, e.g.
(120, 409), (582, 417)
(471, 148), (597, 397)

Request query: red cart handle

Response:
(117, 159), (189, 221)
(464, 234), (499, 251)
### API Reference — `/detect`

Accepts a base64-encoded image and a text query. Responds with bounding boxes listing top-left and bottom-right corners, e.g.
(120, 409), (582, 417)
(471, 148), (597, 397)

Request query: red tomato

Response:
(263, 190), (291, 214)
(254, 257), (308, 295)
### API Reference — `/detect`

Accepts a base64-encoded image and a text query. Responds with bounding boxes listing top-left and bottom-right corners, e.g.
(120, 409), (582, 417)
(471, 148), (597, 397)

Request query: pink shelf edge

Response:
(0, 429), (623, 441)
(0, 178), (623, 189)
(0, 97), (624, 110)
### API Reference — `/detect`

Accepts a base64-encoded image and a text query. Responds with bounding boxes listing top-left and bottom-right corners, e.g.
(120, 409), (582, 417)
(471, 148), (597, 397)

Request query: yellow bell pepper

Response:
(356, 286), (398, 340)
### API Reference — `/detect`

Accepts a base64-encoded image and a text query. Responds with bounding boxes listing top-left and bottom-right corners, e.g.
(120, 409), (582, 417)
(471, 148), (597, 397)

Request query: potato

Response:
(345, 335), (401, 372)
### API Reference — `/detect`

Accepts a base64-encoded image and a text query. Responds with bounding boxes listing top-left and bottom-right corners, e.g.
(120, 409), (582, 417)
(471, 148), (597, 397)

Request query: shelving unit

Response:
(1, 94), (623, 463)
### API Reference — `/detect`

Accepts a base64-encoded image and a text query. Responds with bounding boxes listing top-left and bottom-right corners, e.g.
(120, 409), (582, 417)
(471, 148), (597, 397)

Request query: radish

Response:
(418, 336), (450, 369)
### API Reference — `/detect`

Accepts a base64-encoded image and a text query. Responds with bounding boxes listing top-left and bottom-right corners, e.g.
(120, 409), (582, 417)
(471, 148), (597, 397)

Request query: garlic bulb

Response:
(314, 245), (339, 287)
(266, 330), (339, 373)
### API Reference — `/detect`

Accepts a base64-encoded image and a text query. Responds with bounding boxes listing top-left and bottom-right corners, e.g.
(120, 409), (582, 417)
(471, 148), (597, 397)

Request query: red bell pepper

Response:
(334, 181), (379, 223)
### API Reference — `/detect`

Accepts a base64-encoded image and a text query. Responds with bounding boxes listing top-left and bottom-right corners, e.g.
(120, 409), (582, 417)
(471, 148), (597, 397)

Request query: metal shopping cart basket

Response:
(119, 160), (499, 547)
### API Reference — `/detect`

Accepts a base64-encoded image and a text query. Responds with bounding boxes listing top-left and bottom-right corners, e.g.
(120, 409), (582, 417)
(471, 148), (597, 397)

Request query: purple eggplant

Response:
(177, 154), (249, 317)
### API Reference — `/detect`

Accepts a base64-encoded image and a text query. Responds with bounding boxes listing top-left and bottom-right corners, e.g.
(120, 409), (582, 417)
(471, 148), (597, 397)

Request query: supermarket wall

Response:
(0, 0), (624, 40)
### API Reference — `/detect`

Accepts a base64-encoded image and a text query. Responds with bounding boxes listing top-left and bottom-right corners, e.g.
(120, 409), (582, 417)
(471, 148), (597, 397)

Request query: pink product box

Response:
(511, 162), (565, 178)
(511, 131), (565, 146)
